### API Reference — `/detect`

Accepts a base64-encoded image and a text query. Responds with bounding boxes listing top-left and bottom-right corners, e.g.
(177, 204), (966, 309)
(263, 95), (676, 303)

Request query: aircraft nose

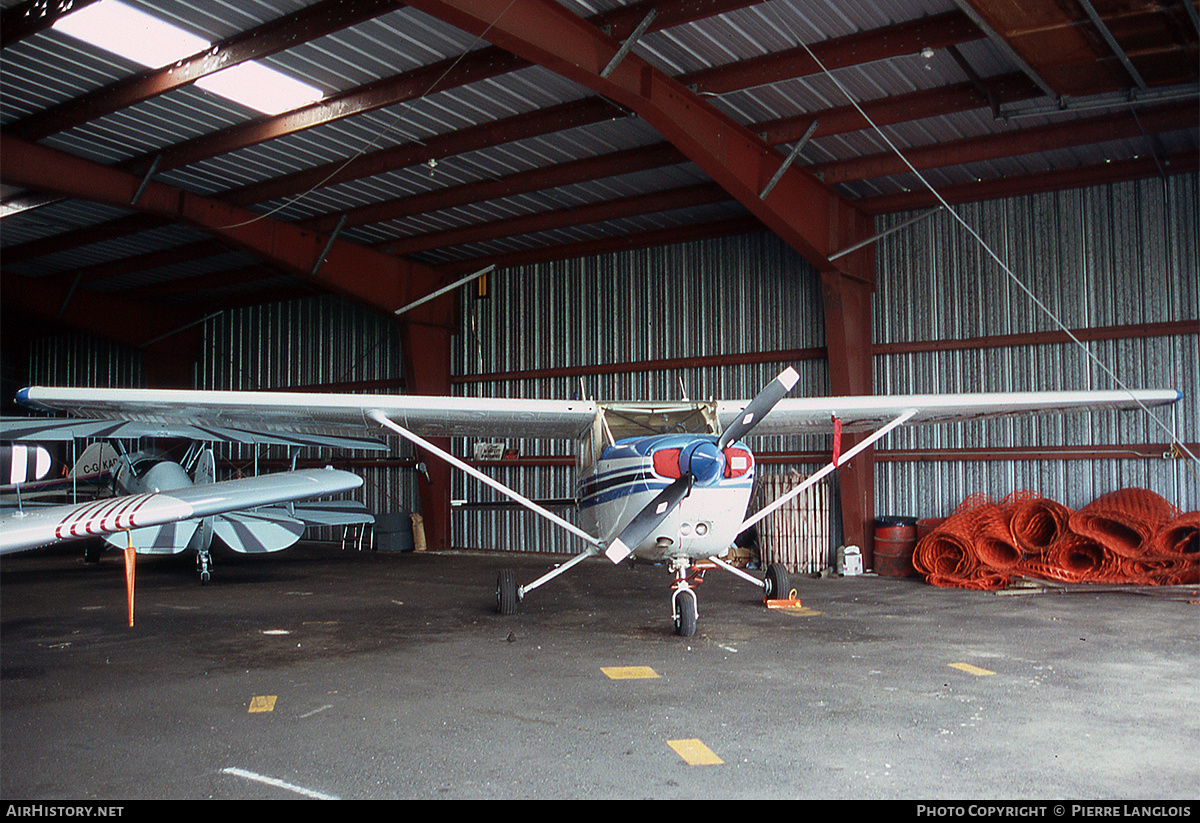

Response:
(681, 441), (724, 485)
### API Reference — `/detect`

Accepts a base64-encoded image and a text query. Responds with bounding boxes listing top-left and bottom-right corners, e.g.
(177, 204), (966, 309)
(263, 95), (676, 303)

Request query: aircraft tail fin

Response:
(67, 442), (119, 481)
(193, 447), (216, 485)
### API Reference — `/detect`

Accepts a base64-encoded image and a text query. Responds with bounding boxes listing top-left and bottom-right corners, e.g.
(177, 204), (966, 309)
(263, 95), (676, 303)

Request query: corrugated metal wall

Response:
(25, 334), (145, 389)
(194, 297), (422, 531)
(873, 174), (1198, 517)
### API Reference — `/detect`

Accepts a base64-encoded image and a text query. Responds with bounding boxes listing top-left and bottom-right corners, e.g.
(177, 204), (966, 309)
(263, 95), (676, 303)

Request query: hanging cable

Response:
(785, 30), (1196, 469)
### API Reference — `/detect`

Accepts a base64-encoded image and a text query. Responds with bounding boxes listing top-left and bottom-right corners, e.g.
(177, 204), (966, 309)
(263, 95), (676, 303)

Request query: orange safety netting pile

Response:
(912, 488), (1198, 590)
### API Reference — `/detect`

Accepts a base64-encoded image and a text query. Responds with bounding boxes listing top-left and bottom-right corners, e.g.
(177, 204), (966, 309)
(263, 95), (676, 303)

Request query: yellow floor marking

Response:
(601, 666), (660, 680)
(950, 662), (995, 676)
(248, 695), (278, 713)
(777, 605), (822, 616)
(668, 739), (723, 766)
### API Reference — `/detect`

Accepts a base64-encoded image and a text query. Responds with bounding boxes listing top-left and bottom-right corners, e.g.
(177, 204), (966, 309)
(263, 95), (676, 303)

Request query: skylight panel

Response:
(53, 0), (209, 69)
(194, 62), (324, 116)
(53, 0), (324, 116)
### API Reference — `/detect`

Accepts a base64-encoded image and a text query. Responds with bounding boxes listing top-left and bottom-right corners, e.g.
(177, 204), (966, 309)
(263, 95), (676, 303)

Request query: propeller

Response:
(603, 366), (800, 564)
(605, 473), (694, 563)
(718, 366), (799, 449)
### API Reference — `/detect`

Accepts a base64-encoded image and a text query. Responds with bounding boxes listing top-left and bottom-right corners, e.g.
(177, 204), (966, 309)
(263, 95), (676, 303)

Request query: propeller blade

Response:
(718, 366), (800, 448)
(604, 473), (694, 563)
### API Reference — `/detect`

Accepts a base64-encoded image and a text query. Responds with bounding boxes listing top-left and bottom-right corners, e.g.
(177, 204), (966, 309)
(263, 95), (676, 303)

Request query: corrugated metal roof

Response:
(1, 0), (1196, 319)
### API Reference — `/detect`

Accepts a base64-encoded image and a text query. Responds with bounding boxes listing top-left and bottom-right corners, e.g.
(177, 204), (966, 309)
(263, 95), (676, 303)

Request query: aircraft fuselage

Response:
(577, 432), (755, 562)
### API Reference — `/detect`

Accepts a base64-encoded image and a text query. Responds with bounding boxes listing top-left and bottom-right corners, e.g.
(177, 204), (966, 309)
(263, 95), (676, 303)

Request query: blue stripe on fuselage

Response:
(577, 434), (754, 511)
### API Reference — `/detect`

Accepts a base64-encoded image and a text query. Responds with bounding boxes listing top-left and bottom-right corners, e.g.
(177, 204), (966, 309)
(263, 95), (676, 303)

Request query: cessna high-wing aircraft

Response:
(7, 374), (1182, 635)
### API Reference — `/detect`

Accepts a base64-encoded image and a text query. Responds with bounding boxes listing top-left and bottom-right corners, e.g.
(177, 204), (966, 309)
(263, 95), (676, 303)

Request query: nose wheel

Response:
(670, 558), (700, 637)
(673, 587), (697, 636)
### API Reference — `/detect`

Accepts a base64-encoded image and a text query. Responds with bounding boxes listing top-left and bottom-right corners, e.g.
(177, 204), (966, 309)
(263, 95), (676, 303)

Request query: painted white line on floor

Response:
(222, 766), (339, 800)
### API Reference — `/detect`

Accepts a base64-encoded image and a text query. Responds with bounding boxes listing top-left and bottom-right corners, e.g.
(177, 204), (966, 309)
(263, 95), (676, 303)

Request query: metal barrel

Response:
(874, 516), (918, 577)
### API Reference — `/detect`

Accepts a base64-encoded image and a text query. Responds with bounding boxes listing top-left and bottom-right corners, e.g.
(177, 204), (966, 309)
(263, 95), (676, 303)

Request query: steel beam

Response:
(402, 0), (871, 278)
(859, 152), (1200, 214)
(812, 103), (1198, 185)
(0, 134), (449, 326)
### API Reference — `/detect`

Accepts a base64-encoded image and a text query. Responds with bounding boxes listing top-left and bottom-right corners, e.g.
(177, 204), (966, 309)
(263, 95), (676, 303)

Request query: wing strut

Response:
(368, 411), (604, 550)
(739, 409), (917, 533)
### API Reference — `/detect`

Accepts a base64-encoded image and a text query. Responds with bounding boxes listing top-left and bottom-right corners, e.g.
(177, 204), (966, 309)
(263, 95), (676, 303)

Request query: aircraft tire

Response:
(674, 594), (696, 637)
(765, 563), (789, 601)
(496, 569), (519, 615)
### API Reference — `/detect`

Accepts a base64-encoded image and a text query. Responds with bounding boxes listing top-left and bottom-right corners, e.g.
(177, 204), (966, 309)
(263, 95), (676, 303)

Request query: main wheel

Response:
(496, 569), (519, 615)
(764, 562), (790, 600)
(674, 593), (696, 637)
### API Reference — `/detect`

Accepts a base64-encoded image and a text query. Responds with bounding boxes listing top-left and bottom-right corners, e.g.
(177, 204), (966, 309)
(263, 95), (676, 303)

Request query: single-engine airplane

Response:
(6, 374), (1182, 635)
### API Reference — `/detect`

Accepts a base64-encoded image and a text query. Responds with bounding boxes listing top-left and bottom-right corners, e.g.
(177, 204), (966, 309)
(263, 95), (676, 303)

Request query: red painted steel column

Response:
(400, 321), (454, 553)
(822, 205), (878, 568)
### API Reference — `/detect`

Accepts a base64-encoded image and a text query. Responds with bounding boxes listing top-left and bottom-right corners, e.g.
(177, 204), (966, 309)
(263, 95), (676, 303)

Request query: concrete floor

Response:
(1, 541), (1197, 800)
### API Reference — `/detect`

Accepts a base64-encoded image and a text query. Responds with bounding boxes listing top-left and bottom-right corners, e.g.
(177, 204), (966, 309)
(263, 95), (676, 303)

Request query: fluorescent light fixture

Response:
(53, 0), (323, 115)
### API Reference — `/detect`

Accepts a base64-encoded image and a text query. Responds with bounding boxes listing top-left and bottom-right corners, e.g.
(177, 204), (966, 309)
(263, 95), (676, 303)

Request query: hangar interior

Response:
(1, 0), (1197, 578)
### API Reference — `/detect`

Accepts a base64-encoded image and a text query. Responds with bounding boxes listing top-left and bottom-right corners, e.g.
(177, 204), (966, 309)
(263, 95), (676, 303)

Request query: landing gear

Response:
(197, 549), (212, 585)
(670, 557), (699, 637)
(764, 562), (790, 601)
(493, 552), (794, 638)
(673, 588), (697, 637)
(496, 569), (520, 615)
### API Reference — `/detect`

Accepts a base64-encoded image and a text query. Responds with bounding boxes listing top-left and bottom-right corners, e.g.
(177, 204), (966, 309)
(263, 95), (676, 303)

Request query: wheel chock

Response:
(765, 596), (802, 610)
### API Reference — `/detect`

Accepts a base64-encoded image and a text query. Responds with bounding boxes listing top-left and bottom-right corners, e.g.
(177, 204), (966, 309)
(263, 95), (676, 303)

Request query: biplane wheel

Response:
(674, 593), (696, 637)
(764, 563), (789, 601)
(496, 569), (519, 615)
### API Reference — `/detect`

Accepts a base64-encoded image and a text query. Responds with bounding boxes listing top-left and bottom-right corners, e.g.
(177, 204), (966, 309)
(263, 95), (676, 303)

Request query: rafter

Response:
(0, 135), (449, 326)
(2, 10), (980, 274)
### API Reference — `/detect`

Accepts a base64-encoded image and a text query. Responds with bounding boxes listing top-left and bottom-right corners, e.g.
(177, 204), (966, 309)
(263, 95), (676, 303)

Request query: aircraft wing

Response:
(13, 386), (599, 441)
(0, 467), (362, 555)
(10, 385), (1181, 444)
(716, 389), (1184, 436)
